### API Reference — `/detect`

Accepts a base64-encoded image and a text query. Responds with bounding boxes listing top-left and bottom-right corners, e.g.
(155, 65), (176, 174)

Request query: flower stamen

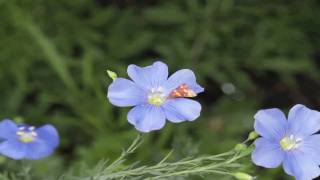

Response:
(280, 135), (302, 151)
(16, 126), (37, 143)
(148, 87), (167, 106)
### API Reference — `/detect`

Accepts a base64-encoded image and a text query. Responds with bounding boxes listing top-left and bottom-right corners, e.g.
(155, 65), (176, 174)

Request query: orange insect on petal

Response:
(169, 84), (197, 98)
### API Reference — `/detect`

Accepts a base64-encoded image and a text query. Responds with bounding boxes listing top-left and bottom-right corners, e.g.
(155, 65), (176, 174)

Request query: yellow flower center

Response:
(148, 87), (167, 106)
(17, 126), (37, 143)
(279, 135), (301, 151)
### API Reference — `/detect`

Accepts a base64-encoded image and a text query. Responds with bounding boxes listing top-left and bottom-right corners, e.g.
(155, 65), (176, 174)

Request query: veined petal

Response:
(0, 139), (27, 160)
(282, 153), (294, 177)
(107, 78), (146, 107)
(254, 108), (287, 141)
(36, 125), (59, 148)
(127, 61), (168, 89)
(0, 119), (18, 140)
(163, 98), (201, 123)
(288, 104), (320, 137)
(128, 105), (166, 133)
(24, 139), (56, 160)
(251, 138), (284, 168)
(299, 134), (320, 164)
(283, 150), (320, 180)
(164, 69), (204, 94)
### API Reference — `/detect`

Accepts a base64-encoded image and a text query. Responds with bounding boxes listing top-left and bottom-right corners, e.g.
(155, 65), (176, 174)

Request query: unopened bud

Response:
(234, 143), (247, 151)
(0, 156), (6, 164)
(248, 131), (259, 140)
(13, 116), (24, 124)
(233, 172), (253, 180)
(107, 70), (118, 81)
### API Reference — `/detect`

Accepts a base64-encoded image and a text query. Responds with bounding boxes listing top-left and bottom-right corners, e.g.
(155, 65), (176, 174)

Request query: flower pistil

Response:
(17, 126), (38, 143)
(279, 135), (302, 151)
(148, 87), (167, 106)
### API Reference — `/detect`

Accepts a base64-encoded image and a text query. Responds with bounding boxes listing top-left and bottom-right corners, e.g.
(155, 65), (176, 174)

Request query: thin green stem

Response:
(19, 160), (32, 180)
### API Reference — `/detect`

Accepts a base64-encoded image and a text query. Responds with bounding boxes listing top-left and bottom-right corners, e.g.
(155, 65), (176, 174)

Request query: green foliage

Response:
(0, 0), (319, 179)
(64, 135), (252, 180)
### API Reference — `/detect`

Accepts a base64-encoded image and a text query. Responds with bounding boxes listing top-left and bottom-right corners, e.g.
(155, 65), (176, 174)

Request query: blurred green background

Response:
(0, 0), (319, 179)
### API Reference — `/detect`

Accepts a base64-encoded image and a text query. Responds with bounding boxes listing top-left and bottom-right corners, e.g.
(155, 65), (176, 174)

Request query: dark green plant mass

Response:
(0, 0), (319, 179)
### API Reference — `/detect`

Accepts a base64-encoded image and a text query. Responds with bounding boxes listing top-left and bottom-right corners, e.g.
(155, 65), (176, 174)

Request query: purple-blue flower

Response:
(0, 119), (59, 160)
(252, 104), (320, 180)
(107, 61), (204, 132)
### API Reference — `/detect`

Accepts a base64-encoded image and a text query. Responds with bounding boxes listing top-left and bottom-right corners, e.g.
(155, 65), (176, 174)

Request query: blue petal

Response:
(282, 153), (294, 177)
(127, 61), (168, 89)
(0, 119), (18, 140)
(163, 69), (204, 94)
(251, 137), (284, 168)
(162, 98), (201, 123)
(254, 108), (287, 141)
(0, 139), (27, 160)
(299, 134), (320, 164)
(127, 105), (166, 133)
(107, 78), (146, 107)
(24, 139), (56, 160)
(288, 104), (320, 137)
(283, 150), (320, 180)
(36, 125), (59, 148)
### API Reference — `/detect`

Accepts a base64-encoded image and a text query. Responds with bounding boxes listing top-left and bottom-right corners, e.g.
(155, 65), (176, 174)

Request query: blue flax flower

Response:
(0, 119), (59, 160)
(107, 61), (204, 132)
(252, 104), (320, 180)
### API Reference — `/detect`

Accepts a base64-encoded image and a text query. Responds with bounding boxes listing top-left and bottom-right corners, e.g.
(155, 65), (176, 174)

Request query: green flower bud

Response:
(248, 131), (259, 140)
(0, 156), (6, 164)
(234, 143), (247, 151)
(233, 172), (253, 180)
(13, 116), (24, 124)
(107, 70), (118, 81)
